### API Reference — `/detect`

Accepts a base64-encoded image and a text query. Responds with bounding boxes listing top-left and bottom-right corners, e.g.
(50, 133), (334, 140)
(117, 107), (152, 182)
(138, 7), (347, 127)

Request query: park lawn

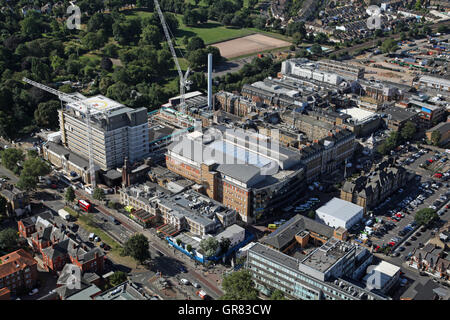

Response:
(124, 10), (255, 45)
(64, 206), (136, 268)
(174, 15), (255, 45)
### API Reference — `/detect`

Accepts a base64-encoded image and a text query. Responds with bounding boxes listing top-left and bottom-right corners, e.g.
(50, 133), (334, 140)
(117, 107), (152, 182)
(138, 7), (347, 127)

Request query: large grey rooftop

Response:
(250, 242), (300, 271)
(262, 214), (334, 250)
(45, 142), (89, 169)
(158, 189), (234, 228)
(215, 164), (262, 184)
(382, 106), (417, 122)
(300, 238), (354, 273)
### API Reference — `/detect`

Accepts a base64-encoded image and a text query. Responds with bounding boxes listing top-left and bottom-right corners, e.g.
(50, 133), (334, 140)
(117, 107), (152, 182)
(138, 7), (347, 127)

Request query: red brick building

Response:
(0, 249), (38, 295)
(18, 214), (105, 273)
(0, 287), (11, 300)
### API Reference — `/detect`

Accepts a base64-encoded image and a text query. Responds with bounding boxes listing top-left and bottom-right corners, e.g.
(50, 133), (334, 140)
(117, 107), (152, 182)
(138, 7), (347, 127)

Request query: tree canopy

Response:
(65, 187), (76, 203)
(34, 100), (60, 129)
(270, 289), (286, 300)
(93, 187), (106, 201)
(377, 131), (402, 155)
(199, 237), (219, 257)
(109, 271), (128, 287)
(381, 39), (399, 54)
(123, 233), (151, 264)
(220, 270), (259, 300)
(0, 228), (20, 255)
(415, 208), (438, 226)
(17, 157), (51, 191)
(219, 237), (231, 254)
(0, 148), (25, 174)
(431, 131), (441, 146)
(400, 121), (416, 141)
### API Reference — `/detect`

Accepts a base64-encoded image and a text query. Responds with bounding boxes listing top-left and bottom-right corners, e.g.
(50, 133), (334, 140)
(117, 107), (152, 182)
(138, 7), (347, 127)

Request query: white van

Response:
(180, 279), (190, 285)
(89, 233), (95, 241)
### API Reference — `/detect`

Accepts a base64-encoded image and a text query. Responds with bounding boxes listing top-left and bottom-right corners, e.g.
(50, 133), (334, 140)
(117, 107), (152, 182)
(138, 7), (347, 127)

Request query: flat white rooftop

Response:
(67, 95), (125, 115)
(338, 107), (375, 122)
(373, 261), (400, 277)
(316, 197), (363, 221)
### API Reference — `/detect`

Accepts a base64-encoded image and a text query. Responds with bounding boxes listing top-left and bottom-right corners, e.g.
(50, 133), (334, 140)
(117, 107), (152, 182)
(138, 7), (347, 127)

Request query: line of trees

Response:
(377, 122), (417, 156)
(214, 56), (281, 93)
(0, 148), (50, 191)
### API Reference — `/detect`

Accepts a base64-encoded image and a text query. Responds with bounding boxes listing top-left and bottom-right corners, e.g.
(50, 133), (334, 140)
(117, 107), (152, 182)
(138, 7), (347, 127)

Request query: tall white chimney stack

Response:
(207, 53), (213, 110)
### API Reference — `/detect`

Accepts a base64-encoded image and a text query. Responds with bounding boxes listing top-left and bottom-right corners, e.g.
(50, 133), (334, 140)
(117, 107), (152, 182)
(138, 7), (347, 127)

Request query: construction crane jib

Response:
(153, 0), (191, 112)
(22, 77), (97, 189)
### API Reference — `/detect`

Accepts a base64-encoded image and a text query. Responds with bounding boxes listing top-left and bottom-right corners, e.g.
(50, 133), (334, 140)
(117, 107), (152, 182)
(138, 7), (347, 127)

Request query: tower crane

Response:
(22, 77), (97, 189)
(153, 0), (192, 112)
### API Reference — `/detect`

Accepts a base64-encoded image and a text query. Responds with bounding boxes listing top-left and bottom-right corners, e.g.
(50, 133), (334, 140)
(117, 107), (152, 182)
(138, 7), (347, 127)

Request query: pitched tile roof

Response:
(0, 249), (36, 278)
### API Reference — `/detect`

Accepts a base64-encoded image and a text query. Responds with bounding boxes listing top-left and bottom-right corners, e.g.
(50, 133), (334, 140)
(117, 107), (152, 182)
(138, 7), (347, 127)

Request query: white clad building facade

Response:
(315, 197), (363, 229)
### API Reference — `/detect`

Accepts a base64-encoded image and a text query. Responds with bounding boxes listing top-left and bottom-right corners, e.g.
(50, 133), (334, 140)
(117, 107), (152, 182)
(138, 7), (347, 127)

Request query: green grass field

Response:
(173, 15), (255, 45)
(125, 11), (255, 45)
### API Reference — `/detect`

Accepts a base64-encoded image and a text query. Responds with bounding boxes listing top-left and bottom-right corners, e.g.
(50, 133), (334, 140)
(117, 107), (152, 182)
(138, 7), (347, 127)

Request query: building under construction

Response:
(59, 95), (150, 171)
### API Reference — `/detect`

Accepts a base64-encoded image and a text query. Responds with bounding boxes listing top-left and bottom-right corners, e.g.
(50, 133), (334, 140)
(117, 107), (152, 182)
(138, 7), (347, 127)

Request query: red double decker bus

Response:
(78, 199), (92, 212)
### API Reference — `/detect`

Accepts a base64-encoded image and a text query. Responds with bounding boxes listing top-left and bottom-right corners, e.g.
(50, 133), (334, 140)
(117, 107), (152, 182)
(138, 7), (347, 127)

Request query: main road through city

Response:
(70, 188), (225, 299)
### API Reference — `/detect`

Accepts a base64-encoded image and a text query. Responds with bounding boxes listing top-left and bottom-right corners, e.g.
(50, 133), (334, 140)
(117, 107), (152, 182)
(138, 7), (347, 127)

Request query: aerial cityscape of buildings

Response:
(0, 0), (449, 307)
